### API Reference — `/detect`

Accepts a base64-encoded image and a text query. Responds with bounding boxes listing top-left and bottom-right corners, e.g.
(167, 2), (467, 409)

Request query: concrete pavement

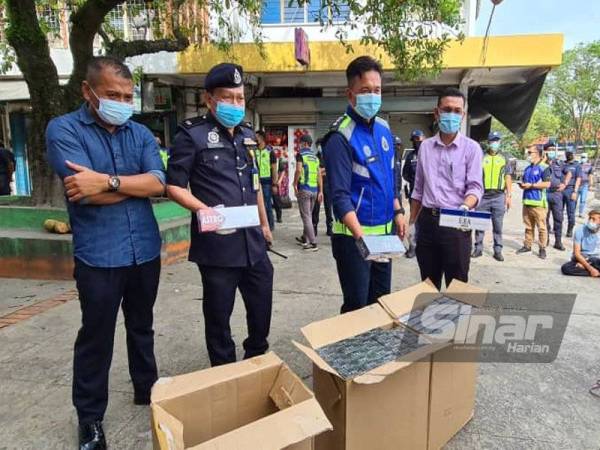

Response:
(1, 189), (600, 449)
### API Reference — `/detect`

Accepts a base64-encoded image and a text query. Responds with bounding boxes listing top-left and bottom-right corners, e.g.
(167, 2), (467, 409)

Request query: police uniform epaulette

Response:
(181, 116), (207, 129)
(239, 121), (253, 130)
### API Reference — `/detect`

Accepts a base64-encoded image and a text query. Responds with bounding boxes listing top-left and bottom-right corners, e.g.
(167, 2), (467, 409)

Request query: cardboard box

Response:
(378, 280), (487, 450)
(197, 205), (259, 233)
(150, 352), (332, 450)
(294, 304), (449, 450)
(356, 235), (406, 260)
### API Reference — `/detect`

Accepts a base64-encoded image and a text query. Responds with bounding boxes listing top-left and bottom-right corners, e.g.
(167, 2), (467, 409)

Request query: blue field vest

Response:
(523, 163), (547, 207)
(329, 113), (395, 234)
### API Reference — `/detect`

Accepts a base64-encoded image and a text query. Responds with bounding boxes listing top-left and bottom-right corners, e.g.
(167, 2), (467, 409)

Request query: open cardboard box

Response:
(150, 352), (332, 450)
(293, 303), (449, 450)
(377, 279), (487, 450)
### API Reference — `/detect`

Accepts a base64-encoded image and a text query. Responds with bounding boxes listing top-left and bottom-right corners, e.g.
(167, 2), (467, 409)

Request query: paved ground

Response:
(1, 187), (600, 449)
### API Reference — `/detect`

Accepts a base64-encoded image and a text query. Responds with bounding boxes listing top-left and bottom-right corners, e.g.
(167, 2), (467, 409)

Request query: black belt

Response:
(422, 207), (441, 216)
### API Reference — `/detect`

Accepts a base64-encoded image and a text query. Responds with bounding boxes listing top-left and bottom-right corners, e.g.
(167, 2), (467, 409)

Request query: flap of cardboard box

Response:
(151, 403), (185, 450)
(377, 280), (442, 319)
(300, 303), (393, 349)
(445, 279), (488, 307)
(151, 352), (282, 405)
(190, 398), (333, 450)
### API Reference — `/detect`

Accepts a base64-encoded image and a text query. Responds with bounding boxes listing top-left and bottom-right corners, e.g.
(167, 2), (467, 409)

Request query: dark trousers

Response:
(331, 234), (392, 314)
(261, 182), (275, 230)
(416, 209), (471, 290)
(273, 193), (283, 222)
(474, 193), (505, 253)
(563, 188), (577, 229)
(198, 256), (273, 366)
(312, 176), (333, 235)
(547, 190), (564, 241)
(561, 257), (600, 276)
(73, 257), (160, 425)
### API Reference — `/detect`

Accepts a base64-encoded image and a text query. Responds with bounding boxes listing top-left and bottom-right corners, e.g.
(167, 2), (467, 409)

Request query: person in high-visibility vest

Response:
(517, 145), (552, 259)
(472, 131), (513, 261)
(255, 131), (279, 230)
(294, 134), (323, 251)
(323, 56), (406, 312)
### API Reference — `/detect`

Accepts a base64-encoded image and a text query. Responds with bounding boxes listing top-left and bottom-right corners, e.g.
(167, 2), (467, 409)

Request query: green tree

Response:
(546, 41), (600, 147)
(1, 0), (464, 205)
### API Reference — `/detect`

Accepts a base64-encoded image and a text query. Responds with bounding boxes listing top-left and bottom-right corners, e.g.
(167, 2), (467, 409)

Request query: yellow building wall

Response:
(178, 34), (563, 74)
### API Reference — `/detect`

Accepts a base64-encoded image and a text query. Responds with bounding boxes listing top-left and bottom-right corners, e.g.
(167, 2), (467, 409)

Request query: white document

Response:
(439, 208), (492, 232)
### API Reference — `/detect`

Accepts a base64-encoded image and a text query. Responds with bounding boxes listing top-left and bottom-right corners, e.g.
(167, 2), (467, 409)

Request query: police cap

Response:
(300, 134), (313, 145)
(411, 129), (424, 139)
(488, 131), (502, 141)
(205, 63), (244, 92)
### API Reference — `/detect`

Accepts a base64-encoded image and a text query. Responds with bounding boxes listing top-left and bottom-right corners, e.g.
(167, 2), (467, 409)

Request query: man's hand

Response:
(557, 183), (566, 192)
(317, 192), (324, 204)
(394, 214), (406, 240)
(262, 224), (273, 244)
(571, 192), (577, 201)
(63, 160), (108, 202)
(505, 195), (512, 210)
(520, 182), (532, 190)
(589, 267), (600, 278)
(271, 184), (278, 195)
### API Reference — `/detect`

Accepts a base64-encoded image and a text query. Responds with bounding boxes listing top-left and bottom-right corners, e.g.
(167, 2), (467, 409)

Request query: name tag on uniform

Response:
(439, 208), (492, 231)
(197, 205), (260, 233)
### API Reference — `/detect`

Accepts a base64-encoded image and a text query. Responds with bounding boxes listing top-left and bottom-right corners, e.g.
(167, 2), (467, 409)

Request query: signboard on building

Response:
(295, 28), (310, 66)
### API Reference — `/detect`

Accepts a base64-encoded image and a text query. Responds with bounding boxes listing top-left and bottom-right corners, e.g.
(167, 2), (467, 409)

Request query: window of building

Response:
(261, 0), (348, 25)
(106, 4), (126, 38)
(38, 5), (61, 36)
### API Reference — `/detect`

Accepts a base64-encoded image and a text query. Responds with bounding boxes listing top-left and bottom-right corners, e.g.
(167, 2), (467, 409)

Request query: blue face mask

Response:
(215, 101), (245, 128)
(90, 88), (133, 126)
(547, 151), (556, 160)
(438, 112), (462, 134)
(586, 221), (599, 232)
(354, 93), (381, 120)
(489, 141), (501, 152)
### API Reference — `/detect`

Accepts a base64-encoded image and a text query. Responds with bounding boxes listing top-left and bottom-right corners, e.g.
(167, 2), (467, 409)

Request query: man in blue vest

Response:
(562, 150), (582, 237)
(323, 56), (406, 313)
(545, 142), (571, 250)
(472, 131), (512, 261)
(517, 145), (552, 259)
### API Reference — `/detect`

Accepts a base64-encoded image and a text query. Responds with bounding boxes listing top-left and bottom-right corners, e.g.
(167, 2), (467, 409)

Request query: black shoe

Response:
(134, 392), (151, 405)
(79, 421), (106, 450)
(566, 226), (574, 238)
(405, 247), (416, 259)
(471, 248), (483, 258)
(326, 229), (333, 237)
(276, 217), (283, 223)
(302, 243), (319, 252)
(553, 242), (565, 251)
(516, 246), (531, 254)
(539, 248), (547, 259)
(295, 236), (306, 246)
(493, 251), (504, 262)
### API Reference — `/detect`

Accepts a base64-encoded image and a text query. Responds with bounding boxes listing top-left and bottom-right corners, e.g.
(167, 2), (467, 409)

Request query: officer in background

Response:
(517, 145), (551, 259)
(312, 138), (334, 236)
(545, 142), (570, 250)
(166, 63), (274, 366)
(562, 150), (582, 237)
(255, 130), (279, 230)
(577, 153), (594, 218)
(323, 56), (406, 313)
(393, 135), (403, 200)
(472, 131), (512, 261)
(402, 129), (425, 258)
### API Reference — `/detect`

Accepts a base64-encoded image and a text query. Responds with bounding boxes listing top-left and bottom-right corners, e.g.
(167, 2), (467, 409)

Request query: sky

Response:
(474, 0), (600, 49)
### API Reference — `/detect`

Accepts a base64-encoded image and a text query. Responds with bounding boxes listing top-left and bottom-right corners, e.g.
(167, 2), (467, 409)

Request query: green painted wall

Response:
(0, 201), (188, 231)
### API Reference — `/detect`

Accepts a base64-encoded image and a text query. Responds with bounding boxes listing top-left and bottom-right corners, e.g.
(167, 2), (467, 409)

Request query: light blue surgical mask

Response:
(438, 112), (462, 134)
(586, 221), (599, 232)
(547, 151), (557, 160)
(90, 88), (133, 126)
(354, 93), (381, 120)
(489, 141), (501, 152)
(215, 101), (245, 128)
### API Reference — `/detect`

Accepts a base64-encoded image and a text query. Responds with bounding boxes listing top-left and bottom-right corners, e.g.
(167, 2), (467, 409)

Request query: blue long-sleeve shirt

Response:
(46, 104), (165, 268)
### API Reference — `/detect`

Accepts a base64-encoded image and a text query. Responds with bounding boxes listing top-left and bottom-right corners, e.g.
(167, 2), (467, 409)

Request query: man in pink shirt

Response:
(409, 87), (483, 290)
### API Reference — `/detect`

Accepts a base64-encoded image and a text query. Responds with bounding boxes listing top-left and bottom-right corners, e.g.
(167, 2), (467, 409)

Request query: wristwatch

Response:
(108, 175), (120, 192)
(394, 207), (405, 217)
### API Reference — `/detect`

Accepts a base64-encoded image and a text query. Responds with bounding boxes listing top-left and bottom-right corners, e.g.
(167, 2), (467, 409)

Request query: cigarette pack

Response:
(197, 205), (260, 233)
(356, 235), (406, 260)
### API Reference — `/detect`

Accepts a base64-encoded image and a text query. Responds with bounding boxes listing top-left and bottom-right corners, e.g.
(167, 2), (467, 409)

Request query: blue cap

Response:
(543, 141), (556, 150)
(205, 63), (244, 92)
(394, 135), (402, 145)
(488, 131), (502, 141)
(411, 129), (424, 139)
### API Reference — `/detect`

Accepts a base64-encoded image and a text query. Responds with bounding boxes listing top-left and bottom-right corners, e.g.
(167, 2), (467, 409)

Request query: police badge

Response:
(208, 131), (220, 144)
(234, 69), (242, 85)
(381, 136), (390, 152)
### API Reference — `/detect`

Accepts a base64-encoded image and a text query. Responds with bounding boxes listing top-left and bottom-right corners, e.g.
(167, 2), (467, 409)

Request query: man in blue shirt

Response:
(562, 150), (582, 237)
(561, 210), (600, 277)
(46, 57), (165, 450)
(323, 56), (406, 313)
